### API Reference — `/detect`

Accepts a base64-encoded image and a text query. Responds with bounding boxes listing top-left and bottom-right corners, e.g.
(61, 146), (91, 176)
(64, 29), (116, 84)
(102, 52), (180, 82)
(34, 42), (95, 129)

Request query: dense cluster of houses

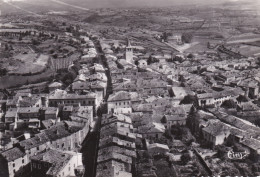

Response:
(2, 18), (260, 177)
(96, 114), (138, 177)
(97, 33), (260, 176)
(0, 36), (104, 177)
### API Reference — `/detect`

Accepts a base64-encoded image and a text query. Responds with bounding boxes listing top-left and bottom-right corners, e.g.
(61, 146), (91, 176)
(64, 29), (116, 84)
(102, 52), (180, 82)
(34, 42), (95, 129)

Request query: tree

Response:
(147, 55), (153, 65)
(180, 95), (199, 107)
(221, 99), (237, 109)
(207, 42), (211, 49)
(19, 36), (23, 41)
(5, 44), (9, 51)
(31, 39), (40, 45)
(0, 68), (7, 76)
(181, 153), (191, 165)
(187, 53), (194, 59)
(134, 60), (139, 66)
(181, 33), (193, 43)
(236, 95), (249, 103)
(53, 54), (58, 59)
(9, 45), (13, 50)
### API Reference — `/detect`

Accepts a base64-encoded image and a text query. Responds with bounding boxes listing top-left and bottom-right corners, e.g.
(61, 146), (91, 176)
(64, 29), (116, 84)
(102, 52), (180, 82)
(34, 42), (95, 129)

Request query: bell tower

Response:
(125, 38), (133, 63)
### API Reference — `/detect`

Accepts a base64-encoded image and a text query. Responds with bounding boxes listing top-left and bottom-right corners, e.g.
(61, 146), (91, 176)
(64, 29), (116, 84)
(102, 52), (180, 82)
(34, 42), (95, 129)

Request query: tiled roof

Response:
(48, 89), (96, 100)
(97, 151), (132, 164)
(19, 122), (84, 150)
(42, 119), (56, 129)
(18, 107), (40, 114)
(1, 147), (26, 162)
(163, 115), (187, 122)
(98, 146), (136, 159)
(19, 132), (50, 150)
(31, 149), (72, 176)
(138, 122), (165, 134)
(48, 82), (63, 88)
(240, 138), (260, 151)
(108, 91), (135, 102)
(5, 108), (17, 118)
(96, 160), (132, 177)
(44, 107), (58, 114)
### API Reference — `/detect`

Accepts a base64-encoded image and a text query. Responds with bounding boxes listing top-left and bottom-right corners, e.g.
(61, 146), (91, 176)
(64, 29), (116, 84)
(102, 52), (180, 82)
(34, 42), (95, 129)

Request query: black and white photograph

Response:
(0, 0), (260, 176)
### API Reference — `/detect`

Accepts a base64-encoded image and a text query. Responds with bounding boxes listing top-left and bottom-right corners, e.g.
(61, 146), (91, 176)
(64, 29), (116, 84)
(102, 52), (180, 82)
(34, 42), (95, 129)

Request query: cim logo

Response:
(227, 150), (248, 160)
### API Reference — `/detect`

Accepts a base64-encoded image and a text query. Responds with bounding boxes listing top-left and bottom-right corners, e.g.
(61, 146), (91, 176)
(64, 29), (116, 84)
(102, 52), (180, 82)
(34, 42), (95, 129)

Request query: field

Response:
(226, 33), (260, 44)
(8, 53), (49, 75)
(0, 68), (55, 89)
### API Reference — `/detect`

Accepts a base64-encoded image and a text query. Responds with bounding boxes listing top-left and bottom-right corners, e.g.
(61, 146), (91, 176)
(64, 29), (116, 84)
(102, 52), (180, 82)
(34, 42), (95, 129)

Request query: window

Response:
(22, 159), (24, 164)
(13, 169), (16, 173)
(33, 163), (36, 168)
(38, 164), (41, 169)
(13, 163), (15, 167)
(69, 167), (70, 171)
(37, 147), (39, 151)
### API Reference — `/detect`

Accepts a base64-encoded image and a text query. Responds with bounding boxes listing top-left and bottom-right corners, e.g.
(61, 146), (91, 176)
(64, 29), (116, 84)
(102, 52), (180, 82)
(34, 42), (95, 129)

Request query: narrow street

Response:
(81, 39), (113, 177)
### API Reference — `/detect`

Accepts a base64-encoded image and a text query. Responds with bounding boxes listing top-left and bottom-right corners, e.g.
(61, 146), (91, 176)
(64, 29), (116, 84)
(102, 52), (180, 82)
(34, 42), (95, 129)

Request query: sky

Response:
(2, 0), (245, 5)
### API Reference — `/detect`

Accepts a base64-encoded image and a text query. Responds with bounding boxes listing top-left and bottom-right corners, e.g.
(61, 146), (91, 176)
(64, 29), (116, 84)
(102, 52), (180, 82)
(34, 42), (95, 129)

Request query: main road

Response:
(81, 39), (113, 177)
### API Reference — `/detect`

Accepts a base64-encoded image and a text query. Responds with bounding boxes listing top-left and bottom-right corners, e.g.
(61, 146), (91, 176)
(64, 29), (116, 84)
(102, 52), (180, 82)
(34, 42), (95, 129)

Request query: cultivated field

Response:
(8, 53), (49, 75)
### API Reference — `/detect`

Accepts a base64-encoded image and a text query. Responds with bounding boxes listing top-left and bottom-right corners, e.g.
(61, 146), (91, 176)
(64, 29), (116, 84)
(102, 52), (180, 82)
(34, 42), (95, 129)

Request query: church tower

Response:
(125, 38), (133, 63)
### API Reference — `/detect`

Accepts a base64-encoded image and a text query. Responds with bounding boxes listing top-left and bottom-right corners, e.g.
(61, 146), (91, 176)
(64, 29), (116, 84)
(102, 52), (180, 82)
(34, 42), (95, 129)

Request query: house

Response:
(17, 107), (40, 122)
(28, 119), (41, 129)
(48, 82), (63, 92)
(170, 87), (194, 99)
(96, 111), (136, 177)
(198, 88), (243, 107)
(6, 98), (19, 109)
(239, 138), (260, 161)
(96, 160), (132, 177)
(70, 106), (93, 124)
(0, 147), (29, 177)
(41, 119), (56, 129)
(48, 89), (97, 111)
(101, 114), (132, 127)
(107, 91), (138, 114)
(31, 149), (83, 177)
(138, 59), (147, 68)
(100, 126), (136, 143)
(161, 114), (187, 128)
(62, 106), (74, 120)
(138, 122), (165, 140)
(4, 108), (17, 125)
(202, 120), (231, 146)
(44, 107), (59, 120)
(147, 143), (170, 155)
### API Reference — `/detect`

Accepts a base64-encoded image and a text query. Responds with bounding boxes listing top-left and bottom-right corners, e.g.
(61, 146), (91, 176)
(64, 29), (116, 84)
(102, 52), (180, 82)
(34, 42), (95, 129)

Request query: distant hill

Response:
(0, 0), (254, 15)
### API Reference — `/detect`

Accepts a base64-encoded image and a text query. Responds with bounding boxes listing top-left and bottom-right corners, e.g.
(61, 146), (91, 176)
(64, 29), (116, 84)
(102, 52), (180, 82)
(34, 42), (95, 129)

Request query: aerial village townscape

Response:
(1, 0), (260, 176)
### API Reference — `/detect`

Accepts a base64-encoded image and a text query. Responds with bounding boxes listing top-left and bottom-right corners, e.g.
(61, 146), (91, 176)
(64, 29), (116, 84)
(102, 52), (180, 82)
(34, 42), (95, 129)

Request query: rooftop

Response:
(1, 147), (26, 162)
(31, 149), (72, 176)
